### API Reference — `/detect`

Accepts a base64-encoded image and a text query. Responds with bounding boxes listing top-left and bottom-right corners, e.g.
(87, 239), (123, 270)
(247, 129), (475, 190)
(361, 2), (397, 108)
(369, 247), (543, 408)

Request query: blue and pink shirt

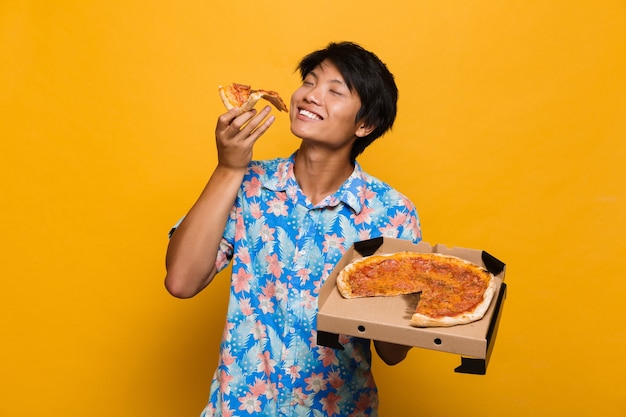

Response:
(197, 153), (421, 416)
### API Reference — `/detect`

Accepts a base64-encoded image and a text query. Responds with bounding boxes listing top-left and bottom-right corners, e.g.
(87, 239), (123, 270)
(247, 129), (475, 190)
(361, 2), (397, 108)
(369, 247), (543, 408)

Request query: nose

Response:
(305, 86), (320, 105)
(306, 93), (319, 105)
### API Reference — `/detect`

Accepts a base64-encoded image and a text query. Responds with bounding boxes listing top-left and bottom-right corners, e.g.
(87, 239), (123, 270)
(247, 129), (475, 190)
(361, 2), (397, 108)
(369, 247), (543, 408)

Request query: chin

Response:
(289, 123), (310, 141)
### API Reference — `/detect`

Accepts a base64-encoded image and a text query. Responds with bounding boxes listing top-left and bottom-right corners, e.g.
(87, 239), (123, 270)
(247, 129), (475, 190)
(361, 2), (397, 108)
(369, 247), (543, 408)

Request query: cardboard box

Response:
(317, 237), (507, 374)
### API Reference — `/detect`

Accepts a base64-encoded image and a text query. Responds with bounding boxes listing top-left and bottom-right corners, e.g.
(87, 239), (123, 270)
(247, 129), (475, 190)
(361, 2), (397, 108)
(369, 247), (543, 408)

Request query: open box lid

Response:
(316, 237), (507, 375)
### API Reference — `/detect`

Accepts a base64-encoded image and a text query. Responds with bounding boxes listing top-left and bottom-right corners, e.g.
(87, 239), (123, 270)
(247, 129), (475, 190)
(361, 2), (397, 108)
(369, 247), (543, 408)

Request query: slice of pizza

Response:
(219, 83), (288, 113)
(336, 252), (497, 327)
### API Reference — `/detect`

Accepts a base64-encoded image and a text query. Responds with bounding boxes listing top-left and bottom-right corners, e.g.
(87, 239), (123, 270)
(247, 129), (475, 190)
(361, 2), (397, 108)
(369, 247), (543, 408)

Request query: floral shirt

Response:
(199, 154), (421, 417)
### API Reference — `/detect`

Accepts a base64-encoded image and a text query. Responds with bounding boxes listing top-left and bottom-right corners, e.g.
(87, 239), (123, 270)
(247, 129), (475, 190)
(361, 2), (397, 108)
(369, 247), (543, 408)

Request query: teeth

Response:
(299, 109), (321, 120)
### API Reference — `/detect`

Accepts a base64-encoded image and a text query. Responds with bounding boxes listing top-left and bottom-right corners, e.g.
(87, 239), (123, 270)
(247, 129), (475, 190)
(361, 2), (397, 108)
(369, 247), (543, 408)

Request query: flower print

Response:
(235, 246), (251, 265)
(296, 268), (311, 284)
(388, 211), (408, 228)
(353, 204), (374, 225)
(218, 369), (233, 395)
(275, 160), (289, 184)
(244, 176), (262, 198)
(260, 224), (276, 243)
(252, 320), (267, 341)
(250, 163), (266, 176)
(321, 392), (341, 416)
(399, 193), (413, 208)
(274, 280), (288, 301)
(326, 196), (340, 206)
(238, 392), (261, 413)
(249, 378), (268, 397)
(223, 322), (235, 342)
(235, 212), (246, 241)
(357, 184), (377, 202)
(258, 294), (275, 314)
(378, 224), (400, 238)
(312, 278), (323, 296)
(262, 281), (276, 298)
(327, 370), (345, 389)
(291, 387), (308, 406)
(286, 182), (299, 198)
(266, 253), (284, 278)
(357, 228), (372, 241)
(257, 350), (277, 376)
(215, 246), (230, 270)
(409, 215), (422, 240)
(267, 196), (288, 216)
(233, 267), (252, 293)
(322, 233), (345, 253)
(220, 347), (235, 366)
(286, 364), (302, 382)
(321, 263), (335, 279)
(317, 346), (339, 367)
(354, 392), (376, 413)
(203, 403), (216, 416)
(304, 372), (328, 393)
(349, 342), (366, 364)
(265, 381), (279, 401)
(250, 201), (263, 219)
(219, 400), (235, 417)
(299, 289), (315, 309)
(239, 297), (253, 316)
(365, 371), (377, 389)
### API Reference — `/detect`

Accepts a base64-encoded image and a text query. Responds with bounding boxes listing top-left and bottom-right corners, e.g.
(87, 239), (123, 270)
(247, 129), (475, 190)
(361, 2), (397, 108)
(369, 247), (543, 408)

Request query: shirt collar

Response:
(263, 153), (366, 214)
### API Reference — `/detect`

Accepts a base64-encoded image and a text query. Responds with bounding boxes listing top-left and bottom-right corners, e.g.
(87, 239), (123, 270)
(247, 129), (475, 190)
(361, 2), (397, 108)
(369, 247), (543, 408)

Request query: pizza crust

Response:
(410, 277), (496, 327)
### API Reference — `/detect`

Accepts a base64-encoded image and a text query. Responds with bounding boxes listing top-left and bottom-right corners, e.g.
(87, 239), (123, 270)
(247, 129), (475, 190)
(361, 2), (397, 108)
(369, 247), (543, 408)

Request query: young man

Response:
(165, 41), (421, 416)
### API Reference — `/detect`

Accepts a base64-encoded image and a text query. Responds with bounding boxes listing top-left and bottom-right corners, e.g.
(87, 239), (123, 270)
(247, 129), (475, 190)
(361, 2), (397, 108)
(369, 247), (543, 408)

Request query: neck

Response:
(293, 147), (354, 205)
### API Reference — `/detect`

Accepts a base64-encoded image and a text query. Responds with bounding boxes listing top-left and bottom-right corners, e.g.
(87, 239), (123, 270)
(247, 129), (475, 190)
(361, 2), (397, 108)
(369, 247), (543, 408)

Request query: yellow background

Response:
(2, 1), (625, 416)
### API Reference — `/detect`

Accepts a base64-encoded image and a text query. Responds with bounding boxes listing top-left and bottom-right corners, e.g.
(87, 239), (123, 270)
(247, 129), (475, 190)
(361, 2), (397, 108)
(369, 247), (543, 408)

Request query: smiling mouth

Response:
(298, 108), (323, 120)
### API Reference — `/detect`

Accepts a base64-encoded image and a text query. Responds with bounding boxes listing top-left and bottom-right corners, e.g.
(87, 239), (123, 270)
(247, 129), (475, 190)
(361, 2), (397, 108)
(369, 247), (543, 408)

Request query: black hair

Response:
(296, 41), (398, 160)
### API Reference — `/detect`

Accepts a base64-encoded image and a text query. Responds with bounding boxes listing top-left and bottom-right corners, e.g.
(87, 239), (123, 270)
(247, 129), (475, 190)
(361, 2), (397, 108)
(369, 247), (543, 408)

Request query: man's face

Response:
(290, 60), (368, 150)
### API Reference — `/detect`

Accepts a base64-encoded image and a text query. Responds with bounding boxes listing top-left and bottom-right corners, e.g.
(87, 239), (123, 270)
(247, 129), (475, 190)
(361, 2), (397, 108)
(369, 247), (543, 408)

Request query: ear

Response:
(355, 122), (375, 138)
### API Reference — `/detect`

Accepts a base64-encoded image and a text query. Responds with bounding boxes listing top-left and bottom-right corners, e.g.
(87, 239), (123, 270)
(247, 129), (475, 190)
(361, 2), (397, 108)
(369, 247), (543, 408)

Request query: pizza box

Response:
(316, 237), (507, 375)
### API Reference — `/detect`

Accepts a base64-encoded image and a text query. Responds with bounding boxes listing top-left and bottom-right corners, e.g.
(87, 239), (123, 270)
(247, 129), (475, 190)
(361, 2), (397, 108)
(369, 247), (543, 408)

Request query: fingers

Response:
(219, 106), (275, 141)
(214, 106), (275, 170)
(216, 107), (247, 132)
(246, 108), (276, 141)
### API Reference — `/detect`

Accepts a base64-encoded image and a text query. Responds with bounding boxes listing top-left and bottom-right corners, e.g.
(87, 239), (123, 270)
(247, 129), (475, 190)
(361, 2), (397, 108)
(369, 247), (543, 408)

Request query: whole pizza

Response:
(336, 251), (497, 327)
